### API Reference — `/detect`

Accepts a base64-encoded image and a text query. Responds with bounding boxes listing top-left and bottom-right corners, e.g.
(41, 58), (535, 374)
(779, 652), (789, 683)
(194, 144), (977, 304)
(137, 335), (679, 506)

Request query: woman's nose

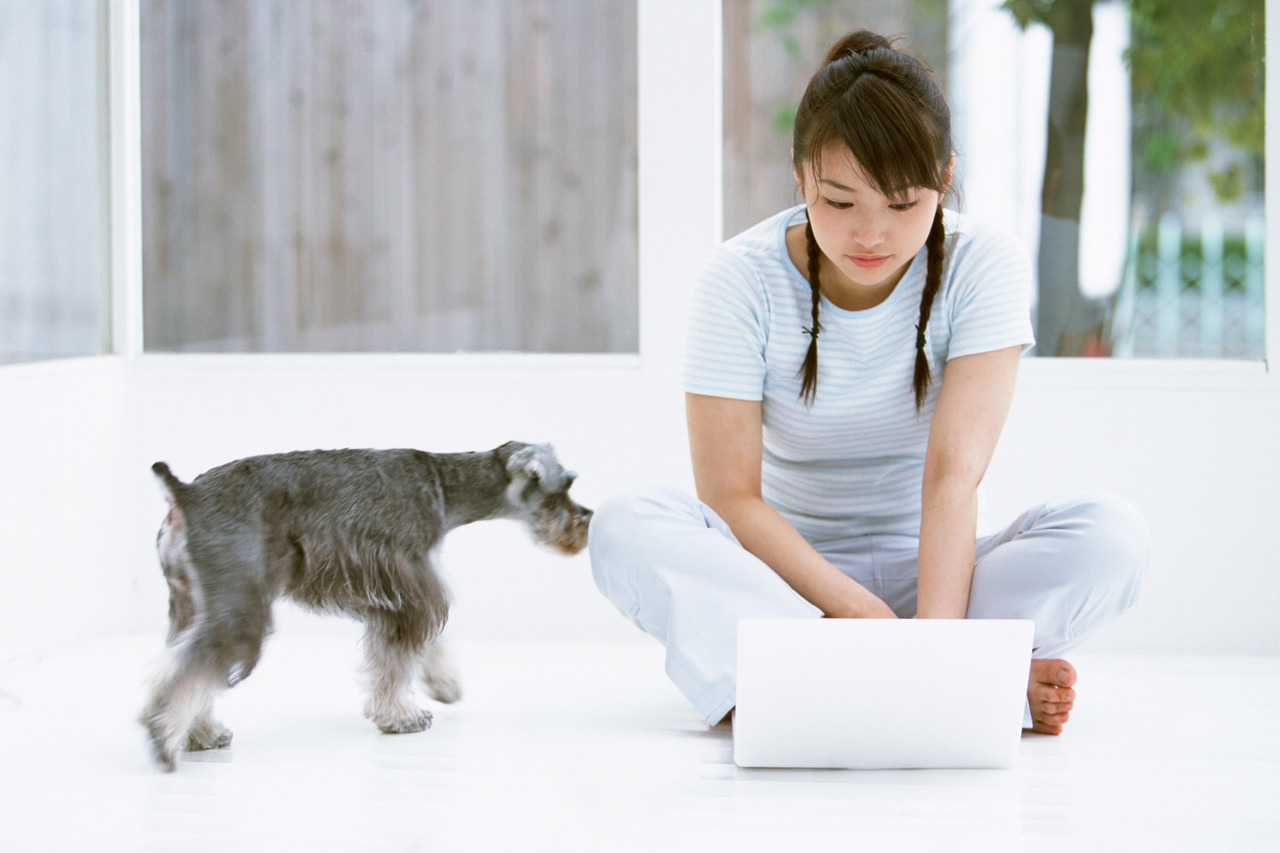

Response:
(850, 211), (887, 249)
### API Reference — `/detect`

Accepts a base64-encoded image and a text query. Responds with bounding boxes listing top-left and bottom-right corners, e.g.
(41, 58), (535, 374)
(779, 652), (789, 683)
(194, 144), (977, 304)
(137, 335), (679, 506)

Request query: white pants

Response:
(588, 486), (1149, 725)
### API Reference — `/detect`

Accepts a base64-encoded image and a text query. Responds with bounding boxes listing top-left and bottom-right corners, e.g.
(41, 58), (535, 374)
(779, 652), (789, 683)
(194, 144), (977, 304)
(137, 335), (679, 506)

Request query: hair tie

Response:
(914, 324), (926, 350)
(802, 326), (820, 342)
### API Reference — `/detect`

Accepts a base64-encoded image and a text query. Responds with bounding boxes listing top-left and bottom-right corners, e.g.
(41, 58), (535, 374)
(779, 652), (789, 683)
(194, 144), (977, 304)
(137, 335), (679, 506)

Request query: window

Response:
(0, 0), (110, 364)
(140, 0), (638, 354)
(722, 0), (1264, 359)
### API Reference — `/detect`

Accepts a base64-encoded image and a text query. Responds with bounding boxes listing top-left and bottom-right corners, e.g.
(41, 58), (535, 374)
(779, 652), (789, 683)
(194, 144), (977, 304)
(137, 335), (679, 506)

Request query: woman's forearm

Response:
(916, 475), (979, 619)
(710, 495), (895, 619)
(685, 392), (893, 619)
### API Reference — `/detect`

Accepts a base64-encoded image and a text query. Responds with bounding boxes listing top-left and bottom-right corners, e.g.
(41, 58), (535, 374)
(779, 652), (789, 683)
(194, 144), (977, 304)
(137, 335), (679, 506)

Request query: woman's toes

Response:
(1030, 658), (1077, 688)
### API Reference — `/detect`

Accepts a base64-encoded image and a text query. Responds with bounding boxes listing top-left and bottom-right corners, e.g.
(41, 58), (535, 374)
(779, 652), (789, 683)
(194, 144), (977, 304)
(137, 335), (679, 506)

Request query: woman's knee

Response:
(587, 485), (698, 601)
(1057, 491), (1150, 606)
(588, 485), (693, 557)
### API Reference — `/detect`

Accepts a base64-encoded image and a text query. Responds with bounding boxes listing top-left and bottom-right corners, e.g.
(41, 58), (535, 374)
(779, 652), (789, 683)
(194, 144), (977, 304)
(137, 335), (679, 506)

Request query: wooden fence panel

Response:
(140, 0), (637, 353)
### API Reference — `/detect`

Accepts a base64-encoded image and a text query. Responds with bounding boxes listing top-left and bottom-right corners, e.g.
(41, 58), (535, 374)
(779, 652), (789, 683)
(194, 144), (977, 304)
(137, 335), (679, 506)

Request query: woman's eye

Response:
(825, 199), (853, 210)
(890, 201), (918, 211)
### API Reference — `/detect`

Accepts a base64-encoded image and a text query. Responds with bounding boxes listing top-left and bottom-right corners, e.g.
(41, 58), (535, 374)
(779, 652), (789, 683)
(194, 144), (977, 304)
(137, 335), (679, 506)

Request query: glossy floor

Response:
(1, 631), (1277, 852)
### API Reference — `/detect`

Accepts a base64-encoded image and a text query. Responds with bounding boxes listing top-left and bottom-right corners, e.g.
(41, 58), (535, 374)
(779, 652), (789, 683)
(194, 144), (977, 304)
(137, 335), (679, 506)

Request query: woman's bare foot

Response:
(1027, 659), (1077, 734)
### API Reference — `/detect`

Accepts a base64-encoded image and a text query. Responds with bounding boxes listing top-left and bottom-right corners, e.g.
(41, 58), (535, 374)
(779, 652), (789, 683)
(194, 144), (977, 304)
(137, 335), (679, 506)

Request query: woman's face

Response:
(797, 148), (944, 302)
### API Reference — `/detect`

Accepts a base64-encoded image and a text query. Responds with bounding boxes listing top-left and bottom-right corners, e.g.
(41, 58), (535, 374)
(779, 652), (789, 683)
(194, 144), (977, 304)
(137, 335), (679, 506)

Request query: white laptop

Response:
(733, 618), (1034, 769)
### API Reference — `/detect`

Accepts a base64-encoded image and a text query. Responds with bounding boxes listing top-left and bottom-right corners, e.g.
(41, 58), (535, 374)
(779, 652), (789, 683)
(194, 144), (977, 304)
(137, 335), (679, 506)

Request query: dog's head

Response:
(501, 442), (593, 555)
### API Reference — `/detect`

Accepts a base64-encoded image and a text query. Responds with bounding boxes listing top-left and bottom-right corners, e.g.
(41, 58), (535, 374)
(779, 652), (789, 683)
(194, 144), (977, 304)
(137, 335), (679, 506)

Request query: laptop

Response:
(733, 618), (1034, 769)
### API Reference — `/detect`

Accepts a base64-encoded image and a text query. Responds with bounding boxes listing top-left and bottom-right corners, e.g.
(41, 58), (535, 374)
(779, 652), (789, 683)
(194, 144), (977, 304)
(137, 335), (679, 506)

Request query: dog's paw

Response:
(376, 708), (433, 734)
(423, 671), (463, 704)
(187, 721), (233, 751)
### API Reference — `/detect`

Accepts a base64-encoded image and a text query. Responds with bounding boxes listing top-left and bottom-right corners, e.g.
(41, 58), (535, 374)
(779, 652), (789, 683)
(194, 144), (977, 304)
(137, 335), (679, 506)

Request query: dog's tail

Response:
(151, 462), (188, 504)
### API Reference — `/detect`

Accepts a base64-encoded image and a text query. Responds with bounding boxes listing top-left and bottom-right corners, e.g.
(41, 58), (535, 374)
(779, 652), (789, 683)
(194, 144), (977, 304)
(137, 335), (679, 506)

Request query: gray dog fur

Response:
(139, 441), (592, 771)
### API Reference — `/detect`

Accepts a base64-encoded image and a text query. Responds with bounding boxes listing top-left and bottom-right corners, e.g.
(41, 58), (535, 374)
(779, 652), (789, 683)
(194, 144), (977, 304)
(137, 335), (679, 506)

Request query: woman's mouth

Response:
(848, 254), (890, 269)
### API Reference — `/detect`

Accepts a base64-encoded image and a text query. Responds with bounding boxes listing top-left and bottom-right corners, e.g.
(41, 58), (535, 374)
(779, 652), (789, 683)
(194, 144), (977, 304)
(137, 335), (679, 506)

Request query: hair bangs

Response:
(807, 72), (945, 199)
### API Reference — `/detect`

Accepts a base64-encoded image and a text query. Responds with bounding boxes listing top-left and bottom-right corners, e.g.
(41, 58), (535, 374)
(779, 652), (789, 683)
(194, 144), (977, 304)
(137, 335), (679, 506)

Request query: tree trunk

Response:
(1035, 0), (1106, 356)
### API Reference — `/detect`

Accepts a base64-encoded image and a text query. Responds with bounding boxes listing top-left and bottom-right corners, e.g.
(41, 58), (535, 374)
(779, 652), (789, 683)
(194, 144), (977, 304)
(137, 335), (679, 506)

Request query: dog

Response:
(139, 441), (592, 771)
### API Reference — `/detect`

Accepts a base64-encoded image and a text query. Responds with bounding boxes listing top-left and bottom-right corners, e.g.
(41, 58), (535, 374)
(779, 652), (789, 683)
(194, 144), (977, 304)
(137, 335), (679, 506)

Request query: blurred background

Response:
(0, 2), (1274, 662)
(0, 0), (1264, 363)
(724, 0), (1264, 359)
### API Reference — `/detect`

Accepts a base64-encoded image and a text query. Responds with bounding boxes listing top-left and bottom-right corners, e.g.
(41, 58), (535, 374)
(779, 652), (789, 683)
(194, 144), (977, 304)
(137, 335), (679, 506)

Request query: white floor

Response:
(1, 631), (1277, 852)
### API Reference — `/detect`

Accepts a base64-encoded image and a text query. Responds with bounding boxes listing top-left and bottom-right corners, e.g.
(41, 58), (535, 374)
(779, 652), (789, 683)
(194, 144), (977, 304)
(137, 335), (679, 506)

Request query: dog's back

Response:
(153, 449), (464, 619)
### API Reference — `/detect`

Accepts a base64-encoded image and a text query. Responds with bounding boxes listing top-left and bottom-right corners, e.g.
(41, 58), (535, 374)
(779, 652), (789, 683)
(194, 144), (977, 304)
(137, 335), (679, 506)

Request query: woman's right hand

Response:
(838, 594), (899, 619)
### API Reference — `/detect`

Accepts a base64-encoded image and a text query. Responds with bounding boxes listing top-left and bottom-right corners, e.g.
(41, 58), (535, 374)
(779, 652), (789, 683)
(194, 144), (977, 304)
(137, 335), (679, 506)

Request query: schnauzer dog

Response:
(139, 441), (592, 771)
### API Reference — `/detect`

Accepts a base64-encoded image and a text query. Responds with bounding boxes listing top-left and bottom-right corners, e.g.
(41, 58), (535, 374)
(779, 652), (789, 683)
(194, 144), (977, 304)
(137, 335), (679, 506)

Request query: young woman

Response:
(589, 30), (1148, 734)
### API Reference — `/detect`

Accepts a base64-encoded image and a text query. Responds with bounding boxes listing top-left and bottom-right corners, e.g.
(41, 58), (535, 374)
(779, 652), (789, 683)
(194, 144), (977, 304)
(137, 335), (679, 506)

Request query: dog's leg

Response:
(361, 611), (433, 733)
(420, 638), (463, 704)
(140, 566), (271, 771)
(165, 581), (197, 646)
(140, 638), (232, 772)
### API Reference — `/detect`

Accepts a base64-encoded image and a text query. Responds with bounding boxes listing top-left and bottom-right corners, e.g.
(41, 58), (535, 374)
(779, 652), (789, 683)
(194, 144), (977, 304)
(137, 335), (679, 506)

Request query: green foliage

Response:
(755, 0), (836, 33)
(1126, 0), (1264, 192)
(1000, 0), (1071, 30)
(754, 0), (837, 60)
(1140, 128), (1182, 174)
(1001, 0), (1264, 204)
(772, 104), (798, 135)
(1207, 164), (1245, 203)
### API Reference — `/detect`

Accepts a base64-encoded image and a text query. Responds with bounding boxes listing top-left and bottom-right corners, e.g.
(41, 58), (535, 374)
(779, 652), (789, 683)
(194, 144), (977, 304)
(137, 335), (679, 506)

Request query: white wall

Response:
(3, 355), (1278, 661)
(987, 362), (1280, 655)
(2, 0), (1277, 662)
(0, 360), (132, 656)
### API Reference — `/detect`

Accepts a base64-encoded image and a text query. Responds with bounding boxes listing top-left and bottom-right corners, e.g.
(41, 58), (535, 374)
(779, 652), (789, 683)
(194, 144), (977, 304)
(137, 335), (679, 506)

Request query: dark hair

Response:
(792, 30), (952, 411)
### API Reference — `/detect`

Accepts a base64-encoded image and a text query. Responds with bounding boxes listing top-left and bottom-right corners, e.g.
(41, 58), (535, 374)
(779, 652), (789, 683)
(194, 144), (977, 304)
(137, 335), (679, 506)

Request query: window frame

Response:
(103, 0), (1274, 392)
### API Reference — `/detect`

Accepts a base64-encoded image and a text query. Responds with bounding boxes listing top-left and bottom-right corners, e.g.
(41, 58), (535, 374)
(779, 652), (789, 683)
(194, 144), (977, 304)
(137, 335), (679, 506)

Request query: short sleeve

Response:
(682, 246), (770, 401)
(943, 221), (1036, 360)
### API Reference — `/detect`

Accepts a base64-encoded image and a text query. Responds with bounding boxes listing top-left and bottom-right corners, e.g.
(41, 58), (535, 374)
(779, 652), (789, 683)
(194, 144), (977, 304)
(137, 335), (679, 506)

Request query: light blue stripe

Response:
(685, 205), (1034, 541)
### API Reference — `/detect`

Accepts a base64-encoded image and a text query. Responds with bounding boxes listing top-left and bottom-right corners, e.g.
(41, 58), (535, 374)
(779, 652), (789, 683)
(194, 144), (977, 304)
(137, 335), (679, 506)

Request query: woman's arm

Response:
(686, 392), (896, 619)
(916, 345), (1023, 619)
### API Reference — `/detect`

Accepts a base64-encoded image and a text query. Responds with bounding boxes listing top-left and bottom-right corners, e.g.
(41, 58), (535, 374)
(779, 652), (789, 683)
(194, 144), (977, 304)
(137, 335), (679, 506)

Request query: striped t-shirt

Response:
(683, 204), (1035, 543)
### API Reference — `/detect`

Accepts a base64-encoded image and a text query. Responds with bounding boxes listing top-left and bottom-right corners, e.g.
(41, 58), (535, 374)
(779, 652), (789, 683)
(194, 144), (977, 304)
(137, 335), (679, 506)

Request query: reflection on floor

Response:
(1, 632), (1277, 852)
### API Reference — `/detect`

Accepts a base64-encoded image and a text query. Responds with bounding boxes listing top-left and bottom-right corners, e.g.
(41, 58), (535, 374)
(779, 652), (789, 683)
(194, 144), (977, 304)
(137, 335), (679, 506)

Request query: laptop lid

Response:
(733, 618), (1034, 769)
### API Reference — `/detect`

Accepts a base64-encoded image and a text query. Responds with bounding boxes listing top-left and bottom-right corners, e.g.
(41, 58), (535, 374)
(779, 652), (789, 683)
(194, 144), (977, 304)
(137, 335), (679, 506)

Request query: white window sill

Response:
(1019, 356), (1273, 391)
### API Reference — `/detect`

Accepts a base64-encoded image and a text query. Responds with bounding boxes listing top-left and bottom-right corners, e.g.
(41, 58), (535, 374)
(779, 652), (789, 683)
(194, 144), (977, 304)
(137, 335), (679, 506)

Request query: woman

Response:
(589, 30), (1148, 735)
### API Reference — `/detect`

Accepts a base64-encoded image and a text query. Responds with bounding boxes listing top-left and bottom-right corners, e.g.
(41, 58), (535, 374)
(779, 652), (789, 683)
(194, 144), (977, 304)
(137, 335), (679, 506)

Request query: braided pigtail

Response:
(912, 204), (946, 411)
(797, 219), (824, 406)
(792, 28), (954, 410)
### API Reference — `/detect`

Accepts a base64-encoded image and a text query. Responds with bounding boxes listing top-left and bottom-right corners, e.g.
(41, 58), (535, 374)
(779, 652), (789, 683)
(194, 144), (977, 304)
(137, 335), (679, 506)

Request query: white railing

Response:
(1112, 212), (1266, 360)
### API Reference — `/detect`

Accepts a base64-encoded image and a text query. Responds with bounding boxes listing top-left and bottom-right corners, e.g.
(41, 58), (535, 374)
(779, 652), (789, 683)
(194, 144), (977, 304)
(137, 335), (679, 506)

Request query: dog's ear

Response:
(506, 443), (572, 494)
(506, 444), (547, 481)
